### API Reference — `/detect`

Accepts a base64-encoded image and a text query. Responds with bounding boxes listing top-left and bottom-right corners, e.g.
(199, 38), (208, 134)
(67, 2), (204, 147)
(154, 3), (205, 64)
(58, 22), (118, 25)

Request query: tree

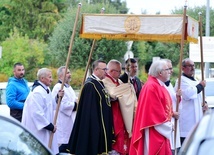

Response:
(172, 5), (214, 36)
(48, 2), (127, 69)
(0, 28), (46, 80)
(0, 0), (65, 42)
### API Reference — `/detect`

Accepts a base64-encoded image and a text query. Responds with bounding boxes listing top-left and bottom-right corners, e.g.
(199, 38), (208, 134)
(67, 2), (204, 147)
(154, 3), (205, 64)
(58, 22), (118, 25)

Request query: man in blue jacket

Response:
(6, 62), (30, 122)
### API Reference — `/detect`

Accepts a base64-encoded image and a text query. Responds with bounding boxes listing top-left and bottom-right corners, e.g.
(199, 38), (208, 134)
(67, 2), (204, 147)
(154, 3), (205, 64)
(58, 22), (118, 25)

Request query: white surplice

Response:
(166, 83), (181, 149)
(22, 85), (58, 154)
(175, 75), (203, 137)
(52, 83), (77, 144)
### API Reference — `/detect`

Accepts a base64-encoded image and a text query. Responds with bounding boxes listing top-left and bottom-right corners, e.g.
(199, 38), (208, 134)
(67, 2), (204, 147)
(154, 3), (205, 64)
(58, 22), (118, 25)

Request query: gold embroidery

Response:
(102, 88), (111, 107)
(124, 16), (141, 33)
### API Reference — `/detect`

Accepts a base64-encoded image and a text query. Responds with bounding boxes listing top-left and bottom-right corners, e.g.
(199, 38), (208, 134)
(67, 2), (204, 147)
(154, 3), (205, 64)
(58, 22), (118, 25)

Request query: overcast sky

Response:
(123, 0), (214, 14)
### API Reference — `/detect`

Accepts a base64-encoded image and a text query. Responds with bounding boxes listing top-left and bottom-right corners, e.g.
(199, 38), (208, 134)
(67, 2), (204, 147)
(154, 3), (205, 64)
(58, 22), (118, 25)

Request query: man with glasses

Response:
(129, 59), (173, 155)
(174, 58), (207, 146)
(67, 60), (113, 155)
(103, 59), (131, 155)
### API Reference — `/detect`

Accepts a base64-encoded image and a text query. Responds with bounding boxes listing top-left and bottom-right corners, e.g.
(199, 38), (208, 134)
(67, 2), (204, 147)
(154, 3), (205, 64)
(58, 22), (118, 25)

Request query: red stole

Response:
(129, 76), (173, 155)
(106, 74), (130, 154)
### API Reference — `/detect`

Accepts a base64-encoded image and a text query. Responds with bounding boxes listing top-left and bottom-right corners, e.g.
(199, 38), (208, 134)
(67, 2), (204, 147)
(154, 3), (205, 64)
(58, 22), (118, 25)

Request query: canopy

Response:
(80, 14), (198, 43)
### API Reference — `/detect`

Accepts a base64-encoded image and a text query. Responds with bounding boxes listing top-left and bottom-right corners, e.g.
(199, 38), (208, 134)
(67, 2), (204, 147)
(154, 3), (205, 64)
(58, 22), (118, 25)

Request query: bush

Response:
(0, 74), (8, 82)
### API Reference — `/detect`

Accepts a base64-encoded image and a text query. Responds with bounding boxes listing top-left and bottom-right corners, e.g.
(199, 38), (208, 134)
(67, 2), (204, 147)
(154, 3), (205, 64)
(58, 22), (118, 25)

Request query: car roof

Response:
(179, 110), (214, 155)
(0, 82), (34, 89)
(0, 82), (8, 89)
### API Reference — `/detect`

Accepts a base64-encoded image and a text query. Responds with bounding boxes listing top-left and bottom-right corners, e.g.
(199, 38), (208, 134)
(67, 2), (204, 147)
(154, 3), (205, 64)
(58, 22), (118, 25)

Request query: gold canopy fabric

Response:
(80, 14), (198, 43)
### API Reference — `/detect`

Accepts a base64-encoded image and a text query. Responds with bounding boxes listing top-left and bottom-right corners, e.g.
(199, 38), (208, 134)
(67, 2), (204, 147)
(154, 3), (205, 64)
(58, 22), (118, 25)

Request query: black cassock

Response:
(67, 77), (114, 155)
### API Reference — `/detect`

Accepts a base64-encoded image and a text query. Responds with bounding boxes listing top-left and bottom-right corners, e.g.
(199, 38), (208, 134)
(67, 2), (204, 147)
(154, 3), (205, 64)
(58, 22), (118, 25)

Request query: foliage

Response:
(48, 2), (127, 69)
(0, 28), (45, 81)
(0, 74), (8, 82)
(0, 0), (65, 42)
(70, 68), (85, 89)
(48, 67), (84, 90)
(71, 0), (128, 13)
(172, 5), (214, 36)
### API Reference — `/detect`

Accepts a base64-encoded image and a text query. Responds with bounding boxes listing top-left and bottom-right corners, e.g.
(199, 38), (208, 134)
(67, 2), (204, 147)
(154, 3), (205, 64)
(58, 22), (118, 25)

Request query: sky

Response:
(124, 0), (214, 14)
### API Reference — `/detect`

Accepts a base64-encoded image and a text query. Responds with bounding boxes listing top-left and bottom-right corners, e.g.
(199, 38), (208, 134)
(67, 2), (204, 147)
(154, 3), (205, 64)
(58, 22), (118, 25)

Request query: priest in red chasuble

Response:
(129, 59), (173, 155)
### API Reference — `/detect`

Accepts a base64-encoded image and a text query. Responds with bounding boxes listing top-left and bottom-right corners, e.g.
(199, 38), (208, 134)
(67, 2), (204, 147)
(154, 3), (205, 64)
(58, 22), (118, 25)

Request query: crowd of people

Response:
(5, 57), (207, 155)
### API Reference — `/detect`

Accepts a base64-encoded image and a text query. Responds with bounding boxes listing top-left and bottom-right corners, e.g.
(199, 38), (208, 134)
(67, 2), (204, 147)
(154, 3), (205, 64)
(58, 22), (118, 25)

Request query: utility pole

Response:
(205, 0), (210, 78)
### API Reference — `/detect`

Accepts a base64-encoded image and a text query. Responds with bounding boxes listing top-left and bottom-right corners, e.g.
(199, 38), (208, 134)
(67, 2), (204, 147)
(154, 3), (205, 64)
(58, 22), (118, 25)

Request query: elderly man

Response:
(174, 58), (206, 145)
(103, 59), (136, 155)
(129, 59), (173, 155)
(22, 68), (64, 154)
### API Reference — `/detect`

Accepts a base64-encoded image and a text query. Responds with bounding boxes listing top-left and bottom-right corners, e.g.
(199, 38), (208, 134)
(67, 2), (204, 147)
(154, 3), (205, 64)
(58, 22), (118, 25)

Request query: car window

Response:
(0, 117), (52, 155)
(205, 80), (214, 96)
(0, 88), (6, 105)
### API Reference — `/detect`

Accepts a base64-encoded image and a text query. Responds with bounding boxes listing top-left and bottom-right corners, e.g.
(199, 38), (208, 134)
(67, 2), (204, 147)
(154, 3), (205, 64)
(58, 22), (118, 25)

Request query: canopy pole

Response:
(199, 12), (205, 108)
(174, 5), (187, 155)
(81, 39), (96, 86)
(78, 7), (105, 99)
(48, 3), (82, 148)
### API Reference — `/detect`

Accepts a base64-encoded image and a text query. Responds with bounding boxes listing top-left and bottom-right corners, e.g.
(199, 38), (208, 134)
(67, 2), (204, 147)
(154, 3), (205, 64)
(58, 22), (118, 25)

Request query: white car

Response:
(205, 78), (214, 108)
(178, 110), (214, 155)
(0, 82), (33, 117)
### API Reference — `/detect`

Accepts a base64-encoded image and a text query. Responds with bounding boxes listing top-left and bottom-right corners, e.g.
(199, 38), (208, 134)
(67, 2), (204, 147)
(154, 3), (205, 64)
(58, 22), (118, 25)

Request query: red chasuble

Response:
(129, 76), (173, 155)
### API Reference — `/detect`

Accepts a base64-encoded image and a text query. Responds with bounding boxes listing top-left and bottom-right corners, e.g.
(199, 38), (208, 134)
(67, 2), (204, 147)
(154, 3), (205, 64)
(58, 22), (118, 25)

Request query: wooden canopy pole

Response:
(78, 8), (105, 99)
(199, 12), (205, 107)
(48, 3), (82, 148)
(81, 39), (96, 86)
(174, 5), (187, 155)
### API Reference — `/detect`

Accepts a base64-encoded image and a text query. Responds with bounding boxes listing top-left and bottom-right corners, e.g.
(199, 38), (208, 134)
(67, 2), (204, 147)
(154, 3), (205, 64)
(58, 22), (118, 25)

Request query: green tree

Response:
(0, 28), (45, 81)
(172, 5), (214, 36)
(0, 0), (65, 42)
(48, 2), (127, 68)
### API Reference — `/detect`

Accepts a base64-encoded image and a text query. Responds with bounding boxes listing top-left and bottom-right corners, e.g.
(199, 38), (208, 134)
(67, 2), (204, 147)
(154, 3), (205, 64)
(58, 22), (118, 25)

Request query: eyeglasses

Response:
(112, 69), (121, 73)
(184, 64), (195, 68)
(98, 68), (108, 71)
(162, 68), (172, 72)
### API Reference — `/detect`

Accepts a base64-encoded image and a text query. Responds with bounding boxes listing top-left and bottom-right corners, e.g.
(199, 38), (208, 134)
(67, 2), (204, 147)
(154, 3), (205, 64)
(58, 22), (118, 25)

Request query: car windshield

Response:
(0, 117), (52, 155)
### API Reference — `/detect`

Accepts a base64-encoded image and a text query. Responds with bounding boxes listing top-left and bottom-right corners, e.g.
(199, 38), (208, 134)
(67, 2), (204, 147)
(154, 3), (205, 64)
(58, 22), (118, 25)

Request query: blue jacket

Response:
(6, 77), (30, 109)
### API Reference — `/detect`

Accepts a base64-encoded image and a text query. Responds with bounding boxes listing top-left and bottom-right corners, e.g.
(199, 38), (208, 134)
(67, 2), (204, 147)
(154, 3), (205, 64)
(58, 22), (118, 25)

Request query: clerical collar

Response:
(91, 74), (101, 80)
(182, 73), (196, 81)
(38, 81), (48, 89)
(58, 80), (69, 88)
(164, 80), (170, 87)
(32, 80), (49, 94)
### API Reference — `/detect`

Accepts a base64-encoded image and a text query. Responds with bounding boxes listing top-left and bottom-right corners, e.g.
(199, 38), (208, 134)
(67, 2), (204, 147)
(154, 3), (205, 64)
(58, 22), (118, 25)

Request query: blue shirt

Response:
(6, 77), (30, 109)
